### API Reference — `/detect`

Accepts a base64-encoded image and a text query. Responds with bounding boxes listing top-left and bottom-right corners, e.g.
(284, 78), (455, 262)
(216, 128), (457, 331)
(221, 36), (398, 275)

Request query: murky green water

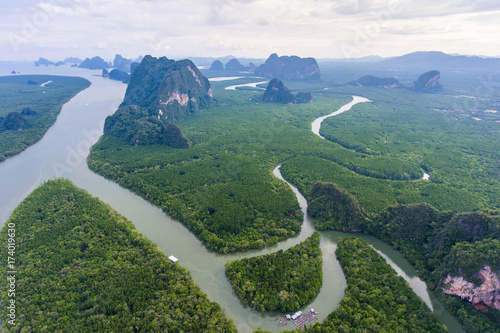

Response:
(0, 64), (464, 332)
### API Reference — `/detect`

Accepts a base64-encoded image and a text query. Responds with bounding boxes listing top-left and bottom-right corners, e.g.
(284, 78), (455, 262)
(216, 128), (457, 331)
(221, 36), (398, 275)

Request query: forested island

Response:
(256, 237), (446, 332)
(0, 75), (90, 161)
(0, 179), (236, 332)
(225, 232), (322, 312)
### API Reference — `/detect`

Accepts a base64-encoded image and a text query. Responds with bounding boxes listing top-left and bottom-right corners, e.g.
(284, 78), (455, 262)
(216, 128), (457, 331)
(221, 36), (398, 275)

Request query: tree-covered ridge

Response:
(308, 182), (369, 232)
(257, 237), (445, 333)
(0, 179), (236, 333)
(305, 182), (500, 332)
(305, 181), (500, 282)
(225, 232), (322, 312)
(0, 75), (90, 161)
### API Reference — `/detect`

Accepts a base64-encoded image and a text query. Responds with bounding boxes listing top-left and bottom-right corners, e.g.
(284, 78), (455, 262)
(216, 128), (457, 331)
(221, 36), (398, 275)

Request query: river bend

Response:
(0, 67), (463, 332)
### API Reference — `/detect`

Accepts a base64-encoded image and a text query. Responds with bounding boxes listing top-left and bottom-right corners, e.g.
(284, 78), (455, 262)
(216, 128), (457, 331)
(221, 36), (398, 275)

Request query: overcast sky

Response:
(2, 0), (500, 62)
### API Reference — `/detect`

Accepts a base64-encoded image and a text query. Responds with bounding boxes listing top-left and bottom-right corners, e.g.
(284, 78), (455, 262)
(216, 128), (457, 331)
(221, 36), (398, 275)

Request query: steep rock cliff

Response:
(104, 55), (212, 147)
(443, 266), (500, 311)
(412, 70), (442, 92)
(263, 78), (313, 104)
(255, 53), (321, 81)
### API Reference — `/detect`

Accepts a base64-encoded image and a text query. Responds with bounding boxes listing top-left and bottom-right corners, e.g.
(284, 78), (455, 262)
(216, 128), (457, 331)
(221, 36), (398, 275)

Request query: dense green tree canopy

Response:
(0, 75), (90, 161)
(257, 237), (446, 333)
(0, 179), (236, 333)
(225, 232), (322, 312)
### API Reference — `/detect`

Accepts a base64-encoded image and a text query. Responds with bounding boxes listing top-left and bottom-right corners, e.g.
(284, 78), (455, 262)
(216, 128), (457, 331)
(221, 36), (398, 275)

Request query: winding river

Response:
(0, 65), (463, 332)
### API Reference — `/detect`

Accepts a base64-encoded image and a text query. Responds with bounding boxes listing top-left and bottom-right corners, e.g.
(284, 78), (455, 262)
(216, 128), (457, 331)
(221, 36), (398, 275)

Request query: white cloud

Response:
(0, 0), (500, 60)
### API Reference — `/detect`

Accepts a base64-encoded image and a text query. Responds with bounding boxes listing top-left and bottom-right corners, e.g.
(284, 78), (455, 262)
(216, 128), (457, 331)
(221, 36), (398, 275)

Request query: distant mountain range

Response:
(317, 51), (500, 72)
(378, 51), (500, 71)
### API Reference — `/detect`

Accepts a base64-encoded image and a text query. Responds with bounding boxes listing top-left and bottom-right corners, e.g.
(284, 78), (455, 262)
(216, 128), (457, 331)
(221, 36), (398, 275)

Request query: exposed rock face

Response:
(104, 55), (212, 148)
(113, 54), (133, 72)
(79, 56), (110, 70)
(443, 266), (500, 311)
(263, 78), (296, 104)
(263, 78), (313, 104)
(412, 70), (442, 92)
(255, 53), (321, 81)
(120, 55), (212, 121)
(209, 60), (224, 71)
(349, 75), (403, 88)
(225, 58), (246, 71)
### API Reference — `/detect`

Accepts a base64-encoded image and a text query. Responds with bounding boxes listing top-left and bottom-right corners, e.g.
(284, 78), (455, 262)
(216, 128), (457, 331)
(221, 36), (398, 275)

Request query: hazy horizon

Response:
(2, 1), (500, 62)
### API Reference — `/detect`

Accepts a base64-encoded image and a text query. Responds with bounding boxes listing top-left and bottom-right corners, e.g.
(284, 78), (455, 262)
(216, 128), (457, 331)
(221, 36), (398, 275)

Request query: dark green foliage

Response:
(0, 75), (90, 161)
(163, 123), (191, 148)
(286, 85), (500, 210)
(440, 238), (500, 285)
(280, 156), (478, 214)
(103, 105), (190, 147)
(102, 55), (211, 148)
(261, 237), (445, 332)
(90, 75), (496, 255)
(368, 203), (446, 273)
(263, 78), (313, 104)
(295, 92), (313, 104)
(1, 112), (30, 130)
(120, 55), (212, 120)
(325, 202), (500, 331)
(348, 75), (403, 88)
(89, 140), (303, 253)
(263, 78), (297, 104)
(225, 233), (322, 312)
(319, 238), (446, 332)
(0, 179), (236, 333)
(429, 211), (500, 269)
(308, 182), (368, 231)
(20, 107), (37, 116)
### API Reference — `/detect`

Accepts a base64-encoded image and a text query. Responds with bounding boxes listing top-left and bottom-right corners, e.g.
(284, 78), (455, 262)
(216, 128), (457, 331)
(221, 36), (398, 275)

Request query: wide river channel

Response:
(0, 63), (464, 332)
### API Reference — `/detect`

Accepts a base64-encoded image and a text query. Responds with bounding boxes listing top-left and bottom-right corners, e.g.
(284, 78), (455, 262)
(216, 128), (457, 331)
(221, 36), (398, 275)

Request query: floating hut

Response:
(168, 255), (179, 263)
(291, 311), (302, 320)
